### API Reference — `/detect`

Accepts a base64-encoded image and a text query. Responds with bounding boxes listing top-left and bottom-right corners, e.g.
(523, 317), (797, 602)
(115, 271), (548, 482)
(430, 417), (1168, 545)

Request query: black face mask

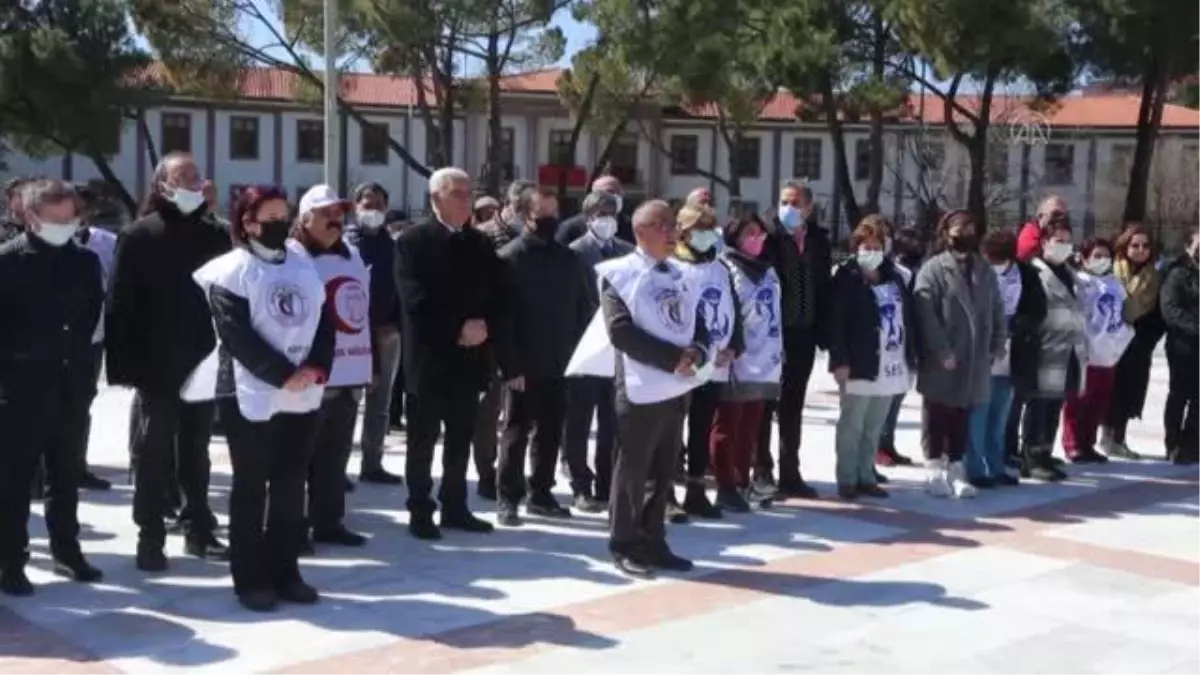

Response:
(533, 217), (559, 240)
(254, 219), (291, 250)
(950, 234), (977, 253)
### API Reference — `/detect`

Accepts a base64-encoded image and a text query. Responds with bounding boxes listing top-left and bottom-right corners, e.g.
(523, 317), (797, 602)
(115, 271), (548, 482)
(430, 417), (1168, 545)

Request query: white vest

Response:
(287, 240), (373, 388)
(598, 251), (705, 404)
(1078, 271), (1135, 368)
(181, 248), (327, 421)
(722, 259), (782, 385)
(687, 259), (738, 382)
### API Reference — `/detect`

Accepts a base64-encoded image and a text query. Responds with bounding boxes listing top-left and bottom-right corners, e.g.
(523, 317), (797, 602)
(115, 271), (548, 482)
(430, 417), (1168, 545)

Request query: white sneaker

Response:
(925, 459), (952, 498)
(948, 461), (978, 499)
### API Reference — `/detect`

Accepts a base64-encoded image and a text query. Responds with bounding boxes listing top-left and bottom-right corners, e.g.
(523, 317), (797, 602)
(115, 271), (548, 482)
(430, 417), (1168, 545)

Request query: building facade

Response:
(3, 67), (1197, 238)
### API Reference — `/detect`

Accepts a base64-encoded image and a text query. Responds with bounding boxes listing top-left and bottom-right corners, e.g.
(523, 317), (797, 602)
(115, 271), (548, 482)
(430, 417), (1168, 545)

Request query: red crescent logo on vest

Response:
(325, 275), (368, 335)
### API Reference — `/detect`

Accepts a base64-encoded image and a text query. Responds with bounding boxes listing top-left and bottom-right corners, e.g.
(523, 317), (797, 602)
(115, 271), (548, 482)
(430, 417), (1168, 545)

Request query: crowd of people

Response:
(0, 153), (1196, 611)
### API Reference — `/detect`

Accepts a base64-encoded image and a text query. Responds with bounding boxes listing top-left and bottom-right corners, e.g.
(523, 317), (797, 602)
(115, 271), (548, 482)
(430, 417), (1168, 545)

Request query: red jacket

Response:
(1016, 221), (1041, 262)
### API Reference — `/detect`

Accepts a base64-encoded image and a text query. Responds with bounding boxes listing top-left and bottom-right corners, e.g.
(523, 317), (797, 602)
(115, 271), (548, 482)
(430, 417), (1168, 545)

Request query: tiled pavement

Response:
(1, 354), (1196, 674)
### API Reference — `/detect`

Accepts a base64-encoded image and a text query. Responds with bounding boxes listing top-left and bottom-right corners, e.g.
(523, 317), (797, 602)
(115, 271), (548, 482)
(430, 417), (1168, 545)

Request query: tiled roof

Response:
(149, 65), (1200, 129)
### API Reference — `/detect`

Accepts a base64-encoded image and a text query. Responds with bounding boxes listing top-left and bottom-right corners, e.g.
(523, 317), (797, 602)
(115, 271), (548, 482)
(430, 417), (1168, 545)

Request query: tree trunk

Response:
(1124, 53), (1169, 223)
(864, 15), (887, 214)
(88, 152), (137, 216)
(559, 72), (601, 201)
(820, 73), (859, 230)
(717, 118), (742, 202)
(136, 113), (159, 168)
(484, 19), (503, 197)
(589, 122), (628, 184)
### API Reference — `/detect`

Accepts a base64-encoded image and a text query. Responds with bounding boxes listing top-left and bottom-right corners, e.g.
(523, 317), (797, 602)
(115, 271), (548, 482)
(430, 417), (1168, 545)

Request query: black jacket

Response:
(499, 230), (594, 379)
(393, 217), (513, 394)
(345, 223), (400, 329)
(555, 212), (634, 246)
(762, 217), (833, 349)
(828, 259), (918, 380)
(1007, 260), (1048, 393)
(0, 233), (103, 409)
(105, 199), (232, 393)
(570, 231), (635, 310)
(1160, 253), (1198, 363)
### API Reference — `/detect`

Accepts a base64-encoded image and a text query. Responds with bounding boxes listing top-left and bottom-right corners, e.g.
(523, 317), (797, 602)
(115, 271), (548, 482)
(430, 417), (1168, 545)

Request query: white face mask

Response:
(1085, 257), (1112, 276)
(857, 249), (884, 272)
(165, 186), (206, 215)
(590, 215), (618, 240)
(357, 209), (385, 229)
(33, 219), (80, 247)
(1044, 241), (1074, 264)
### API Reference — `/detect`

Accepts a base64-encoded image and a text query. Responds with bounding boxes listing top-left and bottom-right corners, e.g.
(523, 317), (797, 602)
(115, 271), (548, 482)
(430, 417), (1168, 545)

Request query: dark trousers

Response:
(756, 332), (816, 481)
(1165, 351), (1199, 457)
(473, 373), (503, 487)
(563, 376), (617, 501)
(1062, 365), (1117, 456)
(308, 390), (359, 532)
(878, 393), (906, 454)
(684, 382), (720, 481)
(1006, 389), (1029, 461)
(128, 392), (182, 513)
(130, 390), (216, 545)
(711, 399), (767, 490)
(75, 343), (104, 473)
(610, 394), (687, 553)
(406, 385), (480, 517)
(0, 389), (88, 567)
(389, 361), (406, 426)
(922, 400), (970, 462)
(1022, 397), (1065, 458)
(220, 398), (316, 597)
(499, 377), (567, 503)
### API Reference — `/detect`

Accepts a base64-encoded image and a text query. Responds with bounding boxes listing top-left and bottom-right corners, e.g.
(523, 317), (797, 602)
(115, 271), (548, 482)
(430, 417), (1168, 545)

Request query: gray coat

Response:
(913, 251), (1007, 407)
(1030, 258), (1088, 398)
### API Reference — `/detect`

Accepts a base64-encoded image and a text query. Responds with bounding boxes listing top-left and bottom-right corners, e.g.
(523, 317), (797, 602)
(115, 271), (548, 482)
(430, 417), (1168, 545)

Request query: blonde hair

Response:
(676, 203), (717, 232)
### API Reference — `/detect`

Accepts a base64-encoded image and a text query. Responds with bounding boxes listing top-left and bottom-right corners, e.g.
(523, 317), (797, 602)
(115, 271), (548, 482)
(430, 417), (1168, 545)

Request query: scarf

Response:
(674, 241), (717, 263)
(1115, 257), (1159, 323)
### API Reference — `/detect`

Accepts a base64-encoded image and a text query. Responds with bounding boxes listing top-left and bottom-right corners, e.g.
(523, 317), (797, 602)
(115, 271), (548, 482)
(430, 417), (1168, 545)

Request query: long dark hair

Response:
(932, 209), (975, 255)
(230, 185), (289, 246)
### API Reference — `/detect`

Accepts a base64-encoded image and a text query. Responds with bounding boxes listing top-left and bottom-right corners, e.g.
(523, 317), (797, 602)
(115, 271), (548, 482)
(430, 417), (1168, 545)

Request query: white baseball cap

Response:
(299, 184), (350, 217)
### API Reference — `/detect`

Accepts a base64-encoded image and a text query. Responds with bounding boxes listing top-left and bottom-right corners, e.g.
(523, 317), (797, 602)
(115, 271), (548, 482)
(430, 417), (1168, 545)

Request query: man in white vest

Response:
(599, 200), (710, 578)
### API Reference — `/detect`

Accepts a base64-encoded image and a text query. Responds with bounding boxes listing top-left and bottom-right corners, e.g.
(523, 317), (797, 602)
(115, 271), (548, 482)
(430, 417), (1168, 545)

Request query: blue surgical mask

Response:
(689, 229), (719, 253)
(778, 204), (801, 231)
(857, 249), (884, 271)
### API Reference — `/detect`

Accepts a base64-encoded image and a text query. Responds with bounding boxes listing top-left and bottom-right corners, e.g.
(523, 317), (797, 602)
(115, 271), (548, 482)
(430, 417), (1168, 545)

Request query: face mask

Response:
(740, 235), (765, 257)
(165, 186), (206, 215)
(857, 249), (884, 272)
(991, 263), (1011, 277)
(1044, 241), (1074, 264)
(33, 220), (80, 247)
(950, 234), (977, 253)
(533, 217), (559, 239)
(1085, 257), (1112, 275)
(357, 209), (385, 229)
(689, 229), (719, 253)
(590, 215), (617, 240)
(778, 204), (801, 231)
(254, 218), (291, 251)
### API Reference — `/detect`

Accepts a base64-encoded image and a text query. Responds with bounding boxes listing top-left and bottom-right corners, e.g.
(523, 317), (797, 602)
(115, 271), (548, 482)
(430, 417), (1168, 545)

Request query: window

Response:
(854, 139), (871, 181)
(730, 200), (759, 218)
(669, 134), (699, 175)
(736, 136), (761, 179)
(229, 116), (259, 160)
(1183, 145), (1199, 176)
(161, 112), (192, 154)
(792, 138), (822, 181)
(493, 127), (515, 181)
(1044, 143), (1075, 185)
(919, 140), (945, 173)
(549, 129), (574, 165)
(988, 144), (1009, 185)
(1109, 143), (1134, 183)
(608, 133), (639, 185)
(360, 121), (389, 165)
(296, 119), (324, 163)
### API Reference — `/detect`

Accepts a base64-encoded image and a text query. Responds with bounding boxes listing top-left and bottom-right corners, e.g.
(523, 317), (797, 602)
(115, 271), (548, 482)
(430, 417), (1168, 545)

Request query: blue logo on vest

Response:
(699, 286), (730, 340)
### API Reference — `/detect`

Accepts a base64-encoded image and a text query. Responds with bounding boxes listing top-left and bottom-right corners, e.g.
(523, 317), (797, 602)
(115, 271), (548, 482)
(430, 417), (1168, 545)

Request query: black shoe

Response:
(1170, 449), (1199, 465)
(1005, 455), (1022, 469)
(53, 555), (103, 583)
(409, 516), (442, 541)
(1029, 464), (1067, 482)
(344, 476), (356, 493)
(752, 472), (776, 493)
(991, 473), (1020, 487)
(476, 480), (498, 502)
(238, 589), (278, 612)
(889, 449), (916, 466)
(968, 476), (996, 489)
(359, 468), (404, 485)
(647, 544), (694, 572)
(777, 477), (819, 500)
(136, 542), (168, 572)
(80, 471), (111, 491)
(682, 486), (723, 519)
(312, 526), (367, 547)
(572, 492), (605, 514)
(874, 469), (890, 484)
(185, 534), (230, 562)
(496, 501), (522, 527)
(666, 497), (689, 524)
(612, 551), (655, 579)
(1051, 456), (1066, 467)
(527, 494), (572, 519)
(1070, 450), (1107, 464)
(837, 484), (858, 501)
(277, 580), (319, 604)
(856, 483), (890, 499)
(0, 567), (33, 596)
(714, 487), (751, 513)
(441, 511), (495, 533)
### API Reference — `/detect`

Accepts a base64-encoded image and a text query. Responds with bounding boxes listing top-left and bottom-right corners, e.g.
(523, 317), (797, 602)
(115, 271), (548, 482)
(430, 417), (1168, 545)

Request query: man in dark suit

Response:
(555, 175), (633, 245)
(563, 191), (633, 512)
(755, 179), (832, 499)
(393, 167), (516, 540)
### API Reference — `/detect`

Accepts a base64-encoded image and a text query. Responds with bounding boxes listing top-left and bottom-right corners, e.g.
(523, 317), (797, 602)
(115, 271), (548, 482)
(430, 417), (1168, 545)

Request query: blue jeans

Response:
(359, 328), (402, 473)
(967, 375), (1013, 479)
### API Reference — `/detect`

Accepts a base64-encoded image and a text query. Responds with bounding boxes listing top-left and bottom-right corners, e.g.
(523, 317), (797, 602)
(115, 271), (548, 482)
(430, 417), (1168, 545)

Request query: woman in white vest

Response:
(1062, 237), (1135, 463)
(183, 185), (333, 612)
(829, 216), (919, 501)
(710, 213), (781, 512)
(672, 203), (740, 520)
(289, 186), (372, 552)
